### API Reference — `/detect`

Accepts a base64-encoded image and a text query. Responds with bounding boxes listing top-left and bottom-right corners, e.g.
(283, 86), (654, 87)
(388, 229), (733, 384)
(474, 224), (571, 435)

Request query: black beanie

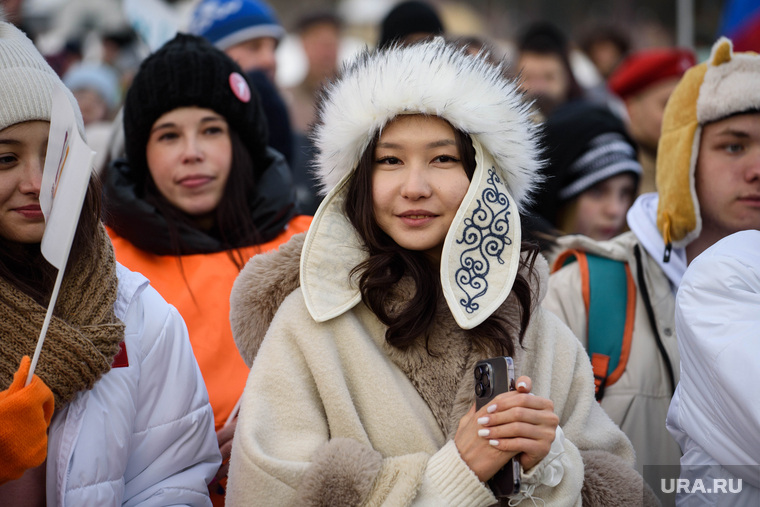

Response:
(123, 33), (269, 183)
(532, 102), (642, 225)
(378, 1), (444, 49)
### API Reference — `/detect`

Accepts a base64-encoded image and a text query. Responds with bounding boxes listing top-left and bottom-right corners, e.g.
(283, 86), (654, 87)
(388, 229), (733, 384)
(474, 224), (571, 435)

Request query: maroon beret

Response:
(608, 48), (696, 99)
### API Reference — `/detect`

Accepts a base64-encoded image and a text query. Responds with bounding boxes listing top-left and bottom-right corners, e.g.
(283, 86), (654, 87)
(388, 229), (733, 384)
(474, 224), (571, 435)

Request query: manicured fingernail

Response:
(478, 429), (490, 437)
(487, 404), (497, 413)
(477, 416), (489, 425)
(489, 439), (499, 446)
(517, 381), (527, 389)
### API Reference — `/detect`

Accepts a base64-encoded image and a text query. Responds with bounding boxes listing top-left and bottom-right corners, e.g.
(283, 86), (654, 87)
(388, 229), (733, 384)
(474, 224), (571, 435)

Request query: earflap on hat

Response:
(441, 138), (521, 329)
(300, 170), (364, 322)
(655, 59), (705, 256)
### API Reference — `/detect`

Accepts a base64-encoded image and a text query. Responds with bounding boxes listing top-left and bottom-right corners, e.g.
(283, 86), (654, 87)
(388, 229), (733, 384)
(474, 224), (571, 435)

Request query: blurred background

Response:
(5, 0), (752, 88)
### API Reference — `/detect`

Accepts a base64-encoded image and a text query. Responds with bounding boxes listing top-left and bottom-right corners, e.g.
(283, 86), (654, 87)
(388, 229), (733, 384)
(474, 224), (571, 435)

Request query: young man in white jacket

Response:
(544, 37), (760, 473)
(666, 230), (760, 506)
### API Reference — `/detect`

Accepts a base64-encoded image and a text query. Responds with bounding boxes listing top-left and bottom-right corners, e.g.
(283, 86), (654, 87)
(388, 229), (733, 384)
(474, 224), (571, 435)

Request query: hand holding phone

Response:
(474, 356), (521, 497)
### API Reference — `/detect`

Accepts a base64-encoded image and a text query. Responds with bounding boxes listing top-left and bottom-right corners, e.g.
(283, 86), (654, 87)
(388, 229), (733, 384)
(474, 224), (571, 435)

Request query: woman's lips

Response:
(179, 175), (213, 188)
(14, 205), (44, 219)
(398, 211), (437, 226)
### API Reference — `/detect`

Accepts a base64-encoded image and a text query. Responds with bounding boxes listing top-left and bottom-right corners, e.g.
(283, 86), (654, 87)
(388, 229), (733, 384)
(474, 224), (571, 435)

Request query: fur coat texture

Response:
(226, 234), (658, 506)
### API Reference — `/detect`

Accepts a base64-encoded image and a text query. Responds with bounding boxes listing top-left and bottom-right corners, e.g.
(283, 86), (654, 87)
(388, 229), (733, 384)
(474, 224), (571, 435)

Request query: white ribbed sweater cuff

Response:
(419, 440), (497, 507)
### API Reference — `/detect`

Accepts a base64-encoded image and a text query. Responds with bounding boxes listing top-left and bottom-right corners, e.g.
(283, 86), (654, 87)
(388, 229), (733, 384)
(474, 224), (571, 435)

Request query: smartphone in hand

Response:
(474, 356), (521, 497)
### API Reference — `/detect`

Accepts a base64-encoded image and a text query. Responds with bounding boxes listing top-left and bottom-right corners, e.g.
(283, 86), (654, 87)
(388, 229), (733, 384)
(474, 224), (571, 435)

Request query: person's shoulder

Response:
(231, 234), (305, 366)
(681, 230), (760, 301)
(526, 305), (584, 351)
(553, 232), (636, 263)
(688, 230), (760, 274)
(547, 233), (636, 298)
(115, 262), (183, 348)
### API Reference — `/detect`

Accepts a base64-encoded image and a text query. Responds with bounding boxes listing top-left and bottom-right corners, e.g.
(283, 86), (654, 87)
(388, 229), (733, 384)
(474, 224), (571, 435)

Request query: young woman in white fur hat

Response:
(226, 39), (650, 506)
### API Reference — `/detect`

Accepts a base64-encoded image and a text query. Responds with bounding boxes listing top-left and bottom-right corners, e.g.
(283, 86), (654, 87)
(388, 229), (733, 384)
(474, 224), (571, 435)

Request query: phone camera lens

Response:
(475, 382), (485, 397)
(475, 365), (487, 380)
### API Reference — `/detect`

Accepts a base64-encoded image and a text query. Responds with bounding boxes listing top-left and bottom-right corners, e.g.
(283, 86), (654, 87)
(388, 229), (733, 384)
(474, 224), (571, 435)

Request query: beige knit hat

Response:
(656, 37), (760, 255)
(0, 21), (84, 136)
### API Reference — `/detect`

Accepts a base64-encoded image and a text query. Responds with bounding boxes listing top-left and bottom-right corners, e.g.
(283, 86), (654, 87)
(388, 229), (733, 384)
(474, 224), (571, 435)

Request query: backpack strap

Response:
(552, 250), (636, 401)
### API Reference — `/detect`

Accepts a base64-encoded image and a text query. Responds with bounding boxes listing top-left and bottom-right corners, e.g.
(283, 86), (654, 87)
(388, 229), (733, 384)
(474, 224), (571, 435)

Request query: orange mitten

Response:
(0, 356), (55, 484)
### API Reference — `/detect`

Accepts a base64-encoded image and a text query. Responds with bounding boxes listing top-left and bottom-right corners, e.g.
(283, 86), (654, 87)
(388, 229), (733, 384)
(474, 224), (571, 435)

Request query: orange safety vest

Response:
(107, 215), (312, 430)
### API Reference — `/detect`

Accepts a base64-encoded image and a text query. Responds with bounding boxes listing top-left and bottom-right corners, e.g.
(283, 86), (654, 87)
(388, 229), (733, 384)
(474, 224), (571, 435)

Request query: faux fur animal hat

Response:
(656, 37), (760, 255)
(301, 39), (542, 330)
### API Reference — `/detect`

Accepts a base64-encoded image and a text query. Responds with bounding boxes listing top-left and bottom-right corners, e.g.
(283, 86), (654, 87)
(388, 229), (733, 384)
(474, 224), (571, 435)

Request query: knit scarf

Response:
(0, 224), (125, 409)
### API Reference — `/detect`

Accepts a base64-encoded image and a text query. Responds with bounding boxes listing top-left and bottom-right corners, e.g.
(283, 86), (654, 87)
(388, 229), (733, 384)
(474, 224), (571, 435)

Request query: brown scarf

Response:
(0, 224), (125, 409)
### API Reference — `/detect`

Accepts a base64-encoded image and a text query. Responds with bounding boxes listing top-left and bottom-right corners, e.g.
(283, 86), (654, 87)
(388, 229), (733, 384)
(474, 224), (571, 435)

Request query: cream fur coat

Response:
(226, 235), (653, 506)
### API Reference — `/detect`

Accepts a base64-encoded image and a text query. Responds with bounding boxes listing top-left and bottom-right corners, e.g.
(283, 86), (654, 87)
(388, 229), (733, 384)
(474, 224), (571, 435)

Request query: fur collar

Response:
(230, 233), (549, 434)
(231, 233), (549, 366)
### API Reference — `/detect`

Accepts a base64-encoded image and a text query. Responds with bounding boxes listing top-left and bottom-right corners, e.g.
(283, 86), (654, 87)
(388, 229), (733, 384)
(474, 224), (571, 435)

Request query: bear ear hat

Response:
(710, 37), (732, 66)
(656, 36), (760, 259)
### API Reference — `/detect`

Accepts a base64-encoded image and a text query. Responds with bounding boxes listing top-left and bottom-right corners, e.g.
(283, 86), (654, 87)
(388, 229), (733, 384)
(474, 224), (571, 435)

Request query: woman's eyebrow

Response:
(426, 139), (456, 148)
(377, 139), (456, 149)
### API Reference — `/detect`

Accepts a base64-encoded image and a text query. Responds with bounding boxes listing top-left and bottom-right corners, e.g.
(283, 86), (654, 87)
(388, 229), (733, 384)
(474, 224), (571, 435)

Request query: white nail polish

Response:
(478, 429), (490, 437)
(489, 439), (499, 446)
(517, 381), (527, 390)
(487, 404), (497, 413)
(477, 416), (489, 425)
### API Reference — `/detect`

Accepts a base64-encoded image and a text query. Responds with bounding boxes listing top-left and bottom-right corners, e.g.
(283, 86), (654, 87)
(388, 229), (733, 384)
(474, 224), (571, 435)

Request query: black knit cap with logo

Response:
(531, 101), (642, 225)
(123, 33), (269, 185)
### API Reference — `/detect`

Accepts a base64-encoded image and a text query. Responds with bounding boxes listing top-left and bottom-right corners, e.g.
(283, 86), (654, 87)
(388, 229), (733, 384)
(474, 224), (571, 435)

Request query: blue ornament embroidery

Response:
(455, 168), (512, 314)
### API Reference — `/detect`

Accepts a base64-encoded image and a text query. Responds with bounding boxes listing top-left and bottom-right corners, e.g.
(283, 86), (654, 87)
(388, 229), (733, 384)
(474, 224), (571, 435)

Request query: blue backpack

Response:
(552, 250), (636, 401)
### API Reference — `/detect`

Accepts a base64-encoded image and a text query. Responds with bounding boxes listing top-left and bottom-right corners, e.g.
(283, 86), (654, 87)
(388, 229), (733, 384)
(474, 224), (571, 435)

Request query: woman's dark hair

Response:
(143, 129), (262, 270)
(0, 175), (104, 305)
(344, 117), (539, 356)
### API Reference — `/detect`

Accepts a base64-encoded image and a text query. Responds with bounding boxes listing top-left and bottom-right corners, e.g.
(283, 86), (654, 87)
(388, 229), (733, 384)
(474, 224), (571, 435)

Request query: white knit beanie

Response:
(0, 21), (84, 136)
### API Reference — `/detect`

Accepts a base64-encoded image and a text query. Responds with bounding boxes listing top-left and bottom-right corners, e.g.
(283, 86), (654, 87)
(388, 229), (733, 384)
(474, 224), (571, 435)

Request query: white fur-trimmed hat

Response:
(0, 21), (84, 136)
(657, 37), (760, 253)
(300, 39), (542, 329)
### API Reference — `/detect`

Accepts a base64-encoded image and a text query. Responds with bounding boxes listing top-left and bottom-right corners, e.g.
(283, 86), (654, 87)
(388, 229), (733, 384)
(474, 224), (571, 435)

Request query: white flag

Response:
(27, 86), (95, 385)
(39, 85), (94, 270)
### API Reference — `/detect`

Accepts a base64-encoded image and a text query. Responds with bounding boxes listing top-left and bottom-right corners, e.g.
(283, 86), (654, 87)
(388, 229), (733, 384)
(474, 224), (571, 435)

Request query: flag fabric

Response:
(40, 85), (94, 269)
(27, 85), (94, 385)
(719, 0), (760, 52)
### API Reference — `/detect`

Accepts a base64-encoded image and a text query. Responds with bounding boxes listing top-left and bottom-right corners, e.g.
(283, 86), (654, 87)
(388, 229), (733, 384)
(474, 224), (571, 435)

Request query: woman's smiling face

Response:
(371, 115), (471, 262)
(0, 121), (48, 244)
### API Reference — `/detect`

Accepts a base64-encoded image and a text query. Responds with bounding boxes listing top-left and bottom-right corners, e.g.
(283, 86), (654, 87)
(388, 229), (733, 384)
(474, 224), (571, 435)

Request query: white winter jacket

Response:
(44, 264), (221, 506)
(666, 230), (760, 506)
